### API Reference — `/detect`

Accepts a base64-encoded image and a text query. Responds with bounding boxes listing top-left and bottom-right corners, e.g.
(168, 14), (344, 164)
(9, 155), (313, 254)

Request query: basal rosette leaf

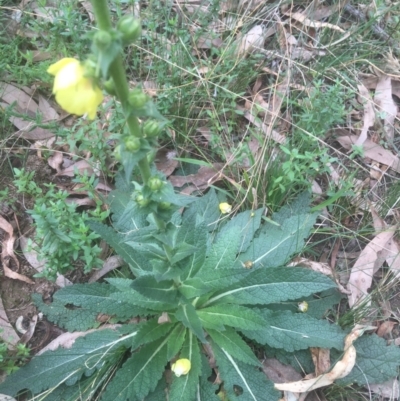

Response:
(131, 275), (178, 303)
(242, 309), (345, 351)
(206, 267), (336, 306)
(213, 343), (279, 401)
(0, 329), (133, 397)
(175, 303), (206, 343)
(207, 327), (260, 366)
(101, 337), (168, 401)
(169, 332), (202, 401)
(197, 304), (265, 331)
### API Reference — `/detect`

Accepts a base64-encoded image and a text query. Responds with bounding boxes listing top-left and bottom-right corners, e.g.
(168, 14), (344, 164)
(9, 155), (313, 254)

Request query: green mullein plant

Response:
(2, 1), (400, 400)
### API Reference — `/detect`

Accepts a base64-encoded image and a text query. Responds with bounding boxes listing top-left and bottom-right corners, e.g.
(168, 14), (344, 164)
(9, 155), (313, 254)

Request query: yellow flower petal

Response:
(47, 58), (79, 76)
(171, 358), (191, 377)
(48, 58), (103, 119)
(219, 202), (232, 214)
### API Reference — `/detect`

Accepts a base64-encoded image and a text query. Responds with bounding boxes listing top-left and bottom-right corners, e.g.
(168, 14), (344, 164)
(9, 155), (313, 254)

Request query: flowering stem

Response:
(90, 0), (151, 184)
(90, 0), (164, 231)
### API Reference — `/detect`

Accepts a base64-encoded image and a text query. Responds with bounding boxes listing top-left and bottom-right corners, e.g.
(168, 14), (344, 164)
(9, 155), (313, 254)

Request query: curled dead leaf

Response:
(274, 326), (363, 393)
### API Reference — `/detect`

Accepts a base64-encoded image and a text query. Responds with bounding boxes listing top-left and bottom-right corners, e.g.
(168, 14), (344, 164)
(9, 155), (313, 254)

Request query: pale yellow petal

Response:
(55, 79), (103, 119)
(53, 60), (84, 92)
(47, 58), (78, 76)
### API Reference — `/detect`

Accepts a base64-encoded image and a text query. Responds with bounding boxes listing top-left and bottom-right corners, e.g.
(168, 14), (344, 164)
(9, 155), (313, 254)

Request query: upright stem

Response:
(90, 0), (164, 230)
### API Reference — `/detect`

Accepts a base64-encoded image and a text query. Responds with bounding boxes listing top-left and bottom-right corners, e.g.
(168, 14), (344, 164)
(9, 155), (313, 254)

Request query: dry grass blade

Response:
(355, 84), (375, 146)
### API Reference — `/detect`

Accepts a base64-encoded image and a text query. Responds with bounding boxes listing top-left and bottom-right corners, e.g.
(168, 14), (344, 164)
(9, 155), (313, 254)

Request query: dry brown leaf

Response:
(310, 348), (330, 376)
(169, 163), (224, 189)
(0, 296), (20, 346)
(47, 150), (63, 172)
(263, 358), (303, 384)
(0, 216), (34, 285)
(236, 25), (265, 56)
(155, 149), (178, 178)
(287, 11), (345, 32)
(88, 255), (124, 283)
(347, 226), (396, 308)
(31, 50), (52, 62)
(158, 312), (171, 324)
(355, 84), (375, 146)
(376, 321), (397, 338)
(19, 236), (71, 287)
(57, 159), (95, 177)
(374, 74), (398, 142)
(36, 324), (120, 356)
(0, 83), (38, 116)
(143, 81), (158, 97)
(38, 95), (59, 121)
(275, 327), (362, 393)
(337, 134), (400, 174)
(369, 378), (400, 399)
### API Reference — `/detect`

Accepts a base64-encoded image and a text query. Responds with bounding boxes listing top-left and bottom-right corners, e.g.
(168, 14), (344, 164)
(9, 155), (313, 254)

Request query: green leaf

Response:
(207, 327), (260, 366)
(242, 309), (345, 351)
(213, 343), (279, 401)
(89, 221), (153, 275)
(175, 303), (206, 343)
(193, 268), (250, 292)
(217, 208), (264, 253)
(0, 329), (132, 396)
(208, 267), (336, 305)
(238, 212), (317, 269)
(183, 188), (220, 231)
(266, 289), (343, 319)
(101, 337), (168, 401)
(337, 334), (400, 386)
(169, 332), (201, 401)
(197, 305), (265, 331)
(171, 242), (197, 264)
(272, 191), (311, 224)
(178, 277), (208, 299)
(202, 226), (241, 271)
(33, 293), (98, 332)
(132, 318), (175, 348)
(143, 378), (168, 401)
(167, 326), (187, 360)
(131, 275), (178, 303)
(51, 283), (144, 320)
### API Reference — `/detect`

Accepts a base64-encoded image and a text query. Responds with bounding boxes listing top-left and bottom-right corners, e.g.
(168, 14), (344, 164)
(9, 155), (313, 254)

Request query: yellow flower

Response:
(298, 301), (309, 312)
(219, 202), (232, 214)
(171, 358), (191, 377)
(47, 58), (103, 119)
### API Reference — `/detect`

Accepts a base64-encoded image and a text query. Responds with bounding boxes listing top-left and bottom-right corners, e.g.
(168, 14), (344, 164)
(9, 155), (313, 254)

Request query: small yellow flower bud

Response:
(171, 358), (191, 377)
(219, 202), (232, 214)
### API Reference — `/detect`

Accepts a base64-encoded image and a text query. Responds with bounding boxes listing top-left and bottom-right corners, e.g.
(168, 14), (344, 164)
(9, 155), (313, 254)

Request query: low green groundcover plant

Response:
(2, 1), (400, 399)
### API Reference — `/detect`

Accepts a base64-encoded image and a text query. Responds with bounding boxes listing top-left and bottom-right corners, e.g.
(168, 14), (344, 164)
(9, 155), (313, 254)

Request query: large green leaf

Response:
(237, 213), (317, 269)
(33, 283), (148, 332)
(132, 318), (175, 349)
(101, 337), (168, 401)
(337, 334), (400, 386)
(169, 332), (202, 401)
(202, 226), (241, 271)
(207, 327), (260, 366)
(197, 305), (265, 331)
(89, 221), (152, 275)
(207, 267), (336, 305)
(167, 326), (187, 361)
(217, 208), (264, 253)
(183, 188), (220, 231)
(131, 275), (178, 303)
(175, 303), (206, 343)
(0, 329), (133, 397)
(242, 309), (345, 351)
(213, 343), (279, 401)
